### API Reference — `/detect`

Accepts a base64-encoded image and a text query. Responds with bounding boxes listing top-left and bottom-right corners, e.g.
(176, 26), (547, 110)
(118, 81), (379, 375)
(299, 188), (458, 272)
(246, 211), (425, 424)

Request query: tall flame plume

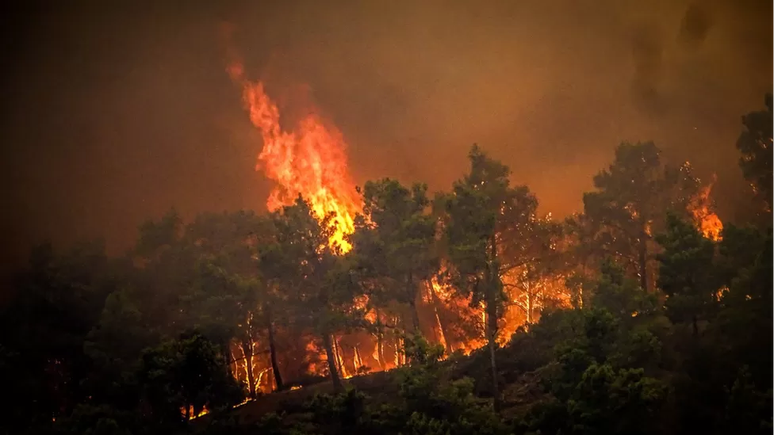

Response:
(689, 174), (724, 241)
(227, 61), (360, 251)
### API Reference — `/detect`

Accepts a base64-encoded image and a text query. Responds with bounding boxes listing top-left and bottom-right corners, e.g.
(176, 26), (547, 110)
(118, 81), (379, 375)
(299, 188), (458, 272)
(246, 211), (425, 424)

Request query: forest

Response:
(2, 94), (771, 435)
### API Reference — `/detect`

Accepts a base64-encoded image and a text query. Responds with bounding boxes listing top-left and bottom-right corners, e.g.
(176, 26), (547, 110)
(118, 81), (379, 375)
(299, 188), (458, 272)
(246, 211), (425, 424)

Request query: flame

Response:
(429, 273), (486, 355)
(181, 405), (210, 420)
(689, 175), (723, 241)
(218, 39), (567, 382)
(227, 61), (360, 251)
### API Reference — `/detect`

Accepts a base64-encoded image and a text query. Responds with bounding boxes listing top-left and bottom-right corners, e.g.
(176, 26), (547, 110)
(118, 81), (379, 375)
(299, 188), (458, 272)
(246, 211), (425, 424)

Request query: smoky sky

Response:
(0, 0), (771, 273)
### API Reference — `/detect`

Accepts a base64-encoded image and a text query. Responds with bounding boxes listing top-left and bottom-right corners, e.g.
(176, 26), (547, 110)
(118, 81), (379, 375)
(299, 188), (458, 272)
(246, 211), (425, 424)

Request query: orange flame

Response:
(181, 405), (210, 420)
(227, 62), (360, 251)
(690, 175), (723, 241)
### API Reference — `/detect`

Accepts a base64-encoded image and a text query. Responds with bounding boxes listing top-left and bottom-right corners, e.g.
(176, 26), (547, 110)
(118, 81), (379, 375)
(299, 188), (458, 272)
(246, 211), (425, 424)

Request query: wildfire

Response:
(689, 175), (724, 241)
(181, 405), (210, 420)
(227, 62), (360, 251)
(220, 26), (570, 395)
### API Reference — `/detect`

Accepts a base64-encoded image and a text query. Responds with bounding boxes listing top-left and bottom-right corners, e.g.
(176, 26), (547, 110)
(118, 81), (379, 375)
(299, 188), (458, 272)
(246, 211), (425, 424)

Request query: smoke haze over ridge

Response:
(0, 0), (771, 273)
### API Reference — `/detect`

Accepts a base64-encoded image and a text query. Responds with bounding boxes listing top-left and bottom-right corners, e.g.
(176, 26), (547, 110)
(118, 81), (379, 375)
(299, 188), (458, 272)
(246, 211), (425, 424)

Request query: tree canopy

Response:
(1, 95), (771, 435)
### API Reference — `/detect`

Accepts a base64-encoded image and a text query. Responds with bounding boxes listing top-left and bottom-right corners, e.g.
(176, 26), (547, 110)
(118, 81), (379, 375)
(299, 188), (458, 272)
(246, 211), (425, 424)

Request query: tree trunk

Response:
(408, 298), (421, 335)
(638, 230), (649, 291)
(486, 235), (501, 412)
(241, 340), (256, 398)
(429, 282), (454, 354)
(486, 292), (501, 412)
(375, 308), (385, 369)
(407, 274), (421, 334)
(353, 345), (363, 372)
(322, 332), (343, 392)
(394, 318), (403, 367)
(334, 337), (349, 378)
(266, 310), (284, 391)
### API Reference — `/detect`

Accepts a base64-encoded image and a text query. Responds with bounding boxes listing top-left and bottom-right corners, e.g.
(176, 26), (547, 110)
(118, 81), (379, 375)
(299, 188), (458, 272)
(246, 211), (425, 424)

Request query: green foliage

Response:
(656, 213), (718, 335)
(351, 178), (439, 332)
(590, 259), (657, 318)
(565, 364), (667, 435)
(736, 93), (773, 212)
(54, 405), (137, 435)
(380, 334), (507, 435)
(304, 388), (368, 431)
(439, 145), (540, 311)
(723, 366), (772, 435)
(259, 196), (363, 390)
(137, 332), (244, 428)
(2, 135), (772, 435)
(582, 141), (700, 290)
(135, 209), (182, 257)
(716, 223), (767, 285)
(438, 145), (542, 409)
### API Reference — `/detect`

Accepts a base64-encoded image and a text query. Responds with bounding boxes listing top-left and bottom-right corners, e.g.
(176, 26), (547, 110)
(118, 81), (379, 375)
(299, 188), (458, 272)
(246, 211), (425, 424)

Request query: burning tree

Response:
(436, 144), (541, 410)
(260, 197), (363, 392)
(656, 213), (718, 337)
(350, 179), (440, 341)
(581, 141), (707, 292)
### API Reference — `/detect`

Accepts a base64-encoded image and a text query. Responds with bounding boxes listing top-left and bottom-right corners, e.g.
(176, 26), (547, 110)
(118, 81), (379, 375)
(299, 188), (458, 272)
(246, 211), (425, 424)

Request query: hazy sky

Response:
(1, 0), (771, 271)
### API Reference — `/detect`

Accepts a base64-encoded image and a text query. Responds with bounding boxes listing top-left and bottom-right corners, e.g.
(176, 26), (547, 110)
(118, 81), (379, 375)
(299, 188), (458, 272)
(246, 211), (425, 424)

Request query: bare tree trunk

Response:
(353, 344), (363, 372)
(333, 337), (349, 378)
(486, 235), (501, 412)
(241, 340), (256, 398)
(486, 292), (501, 412)
(375, 308), (385, 369)
(394, 317), (404, 367)
(266, 309), (284, 391)
(322, 333), (343, 392)
(428, 282), (454, 353)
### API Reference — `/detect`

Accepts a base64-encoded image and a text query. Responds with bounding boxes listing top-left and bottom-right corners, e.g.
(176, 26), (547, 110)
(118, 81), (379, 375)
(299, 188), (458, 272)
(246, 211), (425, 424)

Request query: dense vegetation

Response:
(2, 95), (771, 435)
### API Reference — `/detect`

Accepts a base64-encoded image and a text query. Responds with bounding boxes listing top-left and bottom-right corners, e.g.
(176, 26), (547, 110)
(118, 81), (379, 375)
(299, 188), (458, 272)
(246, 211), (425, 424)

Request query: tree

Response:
(260, 197), (361, 392)
(183, 211), (285, 395)
(567, 364), (666, 435)
(736, 93), (773, 213)
(656, 213), (718, 337)
(0, 240), (117, 428)
(506, 216), (565, 325)
(437, 144), (538, 410)
(716, 224), (767, 287)
(351, 178), (439, 335)
(582, 141), (699, 291)
(137, 332), (243, 429)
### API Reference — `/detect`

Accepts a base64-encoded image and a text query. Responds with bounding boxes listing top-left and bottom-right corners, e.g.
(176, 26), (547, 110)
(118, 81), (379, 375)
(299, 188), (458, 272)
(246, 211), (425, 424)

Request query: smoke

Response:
(0, 0), (771, 276)
(679, 2), (714, 48)
(630, 24), (666, 116)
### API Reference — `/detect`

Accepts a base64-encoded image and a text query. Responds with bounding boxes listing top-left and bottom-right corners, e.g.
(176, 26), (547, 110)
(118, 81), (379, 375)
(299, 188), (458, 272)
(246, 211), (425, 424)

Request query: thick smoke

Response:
(630, 24), (665, 116)
(679, 2), (714, 48)
(0, 0), (771, 279)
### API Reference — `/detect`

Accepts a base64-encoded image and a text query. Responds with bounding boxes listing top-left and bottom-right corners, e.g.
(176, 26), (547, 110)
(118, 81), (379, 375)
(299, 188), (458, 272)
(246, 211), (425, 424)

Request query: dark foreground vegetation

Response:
(2, 95), (771, 435)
